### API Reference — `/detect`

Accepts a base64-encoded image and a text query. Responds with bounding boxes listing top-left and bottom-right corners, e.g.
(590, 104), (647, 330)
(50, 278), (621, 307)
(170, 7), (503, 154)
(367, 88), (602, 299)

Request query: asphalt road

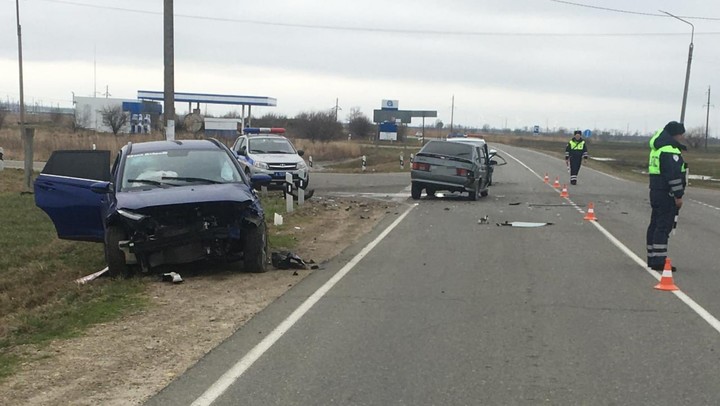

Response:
(49, 145), (720, 404)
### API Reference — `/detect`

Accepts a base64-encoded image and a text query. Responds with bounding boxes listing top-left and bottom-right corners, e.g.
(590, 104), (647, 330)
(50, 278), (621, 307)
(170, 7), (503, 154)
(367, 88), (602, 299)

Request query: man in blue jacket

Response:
(646, 121), (687, 272)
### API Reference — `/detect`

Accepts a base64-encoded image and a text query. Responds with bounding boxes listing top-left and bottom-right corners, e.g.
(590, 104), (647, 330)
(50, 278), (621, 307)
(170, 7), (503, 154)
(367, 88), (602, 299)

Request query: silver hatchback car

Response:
(410, 140), (491, 200)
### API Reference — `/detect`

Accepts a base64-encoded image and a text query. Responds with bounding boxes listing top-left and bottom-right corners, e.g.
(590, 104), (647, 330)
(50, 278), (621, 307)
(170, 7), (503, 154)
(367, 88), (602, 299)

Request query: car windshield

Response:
(248, 138), (296, 154)
(420, 141), (473, 157)
(121, 149), (243, 191)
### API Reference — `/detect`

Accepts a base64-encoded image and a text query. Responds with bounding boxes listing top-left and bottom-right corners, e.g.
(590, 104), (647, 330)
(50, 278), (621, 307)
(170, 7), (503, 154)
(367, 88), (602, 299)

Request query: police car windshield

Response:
(248, 138), (296, 154)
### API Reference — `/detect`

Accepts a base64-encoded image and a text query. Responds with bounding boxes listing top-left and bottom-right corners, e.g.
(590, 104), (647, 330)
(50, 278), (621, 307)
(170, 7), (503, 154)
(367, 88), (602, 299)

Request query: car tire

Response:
(244, 221), (268, 273)
(469, 180), (480, 201)
(411, 182), (422, 200)
(105, 225), (132, 279)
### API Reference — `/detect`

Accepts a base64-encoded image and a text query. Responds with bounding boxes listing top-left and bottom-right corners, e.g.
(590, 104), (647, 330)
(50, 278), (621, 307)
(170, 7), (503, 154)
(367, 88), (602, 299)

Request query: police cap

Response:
(664, 121), (685, 136)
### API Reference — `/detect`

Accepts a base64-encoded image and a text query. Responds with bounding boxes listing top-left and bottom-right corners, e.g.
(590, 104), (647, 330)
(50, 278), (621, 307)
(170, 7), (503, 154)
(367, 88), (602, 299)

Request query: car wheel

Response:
(470, 180), (480, 201)
(105, 225), (132, 278)
(411, 182), (422, 200)
(244, 221), (268, 273)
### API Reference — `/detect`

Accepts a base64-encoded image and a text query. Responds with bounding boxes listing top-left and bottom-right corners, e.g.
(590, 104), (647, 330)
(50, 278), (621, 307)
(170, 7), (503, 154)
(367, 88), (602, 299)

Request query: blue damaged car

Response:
(34, 139), (272, 278)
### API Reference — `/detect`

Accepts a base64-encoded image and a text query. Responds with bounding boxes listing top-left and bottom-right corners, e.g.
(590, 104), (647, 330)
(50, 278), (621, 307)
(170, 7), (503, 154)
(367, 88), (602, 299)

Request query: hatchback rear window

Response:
(419, 141), (473, 157)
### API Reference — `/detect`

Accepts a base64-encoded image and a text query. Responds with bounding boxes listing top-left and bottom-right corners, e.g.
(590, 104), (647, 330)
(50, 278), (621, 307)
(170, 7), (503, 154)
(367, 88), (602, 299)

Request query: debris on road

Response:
(75, 267), (109, 284)
(508, 202), (522, 206)
(271, 251), (309, 270)
(497, 221), (554, 228)
(162, 272), (183, 283)
(478, 215), (489, 224)
(274, 213), (284, 226)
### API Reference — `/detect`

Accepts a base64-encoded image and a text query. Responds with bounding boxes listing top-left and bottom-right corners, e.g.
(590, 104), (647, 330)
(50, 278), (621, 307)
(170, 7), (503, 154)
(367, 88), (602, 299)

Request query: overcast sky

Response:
(2, 0), (720, 134)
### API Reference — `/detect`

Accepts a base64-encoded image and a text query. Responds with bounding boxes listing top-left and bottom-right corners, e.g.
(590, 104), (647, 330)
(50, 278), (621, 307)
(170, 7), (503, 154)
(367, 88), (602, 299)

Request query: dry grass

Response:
(0, 129), (215, 162)
(292, 139), (362, 162)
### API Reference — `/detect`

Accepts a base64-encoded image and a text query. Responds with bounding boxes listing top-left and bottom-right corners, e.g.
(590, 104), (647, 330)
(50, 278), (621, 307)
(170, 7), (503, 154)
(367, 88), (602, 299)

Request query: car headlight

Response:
(117, 209), (147, 222)
(253, 161), (269, 169)
(297, 160), (307, 170)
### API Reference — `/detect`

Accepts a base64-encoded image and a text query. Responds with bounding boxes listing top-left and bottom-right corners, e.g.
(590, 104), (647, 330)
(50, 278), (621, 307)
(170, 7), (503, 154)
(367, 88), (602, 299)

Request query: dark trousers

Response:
(646, 189), (675, 268)
(569, 156), (582, 183)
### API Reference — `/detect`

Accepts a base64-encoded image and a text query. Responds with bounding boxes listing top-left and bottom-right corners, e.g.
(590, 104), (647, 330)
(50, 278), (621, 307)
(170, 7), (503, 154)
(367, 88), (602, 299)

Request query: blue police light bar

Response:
(243, 127), (286, 134)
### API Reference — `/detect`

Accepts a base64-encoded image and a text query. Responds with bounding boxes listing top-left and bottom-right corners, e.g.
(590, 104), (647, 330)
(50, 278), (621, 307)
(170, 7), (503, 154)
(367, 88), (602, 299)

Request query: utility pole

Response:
(704, 86), (711, 151)
(449, 95), (454, 136)
(16, 0), (32, 191)
(334, 98), (339, 121)
(660, 10), (694, 123)
(164, 0), (175, 141)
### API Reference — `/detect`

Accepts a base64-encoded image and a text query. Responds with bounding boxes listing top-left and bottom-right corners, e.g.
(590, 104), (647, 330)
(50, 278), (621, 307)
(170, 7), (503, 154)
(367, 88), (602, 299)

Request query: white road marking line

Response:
(501, 148), (720, 335)
(191, 203), (418, 406)
(690, 199), (720, 212)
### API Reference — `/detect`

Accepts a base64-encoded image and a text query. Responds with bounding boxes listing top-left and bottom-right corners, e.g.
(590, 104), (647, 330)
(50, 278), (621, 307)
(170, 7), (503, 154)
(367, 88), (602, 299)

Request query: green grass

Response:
(0, 169), (149, 379)
(0, 173), (304, 380)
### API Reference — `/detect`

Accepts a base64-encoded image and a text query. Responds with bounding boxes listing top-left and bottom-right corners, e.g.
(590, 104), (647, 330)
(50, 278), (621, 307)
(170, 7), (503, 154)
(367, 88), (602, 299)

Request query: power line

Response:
(33, 0), (720, 37)
(549, 0), (720, 21)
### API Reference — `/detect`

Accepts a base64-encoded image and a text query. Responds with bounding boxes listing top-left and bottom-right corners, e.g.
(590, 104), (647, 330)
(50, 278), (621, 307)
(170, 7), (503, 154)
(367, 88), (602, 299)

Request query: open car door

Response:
(34, 150), (111, 242)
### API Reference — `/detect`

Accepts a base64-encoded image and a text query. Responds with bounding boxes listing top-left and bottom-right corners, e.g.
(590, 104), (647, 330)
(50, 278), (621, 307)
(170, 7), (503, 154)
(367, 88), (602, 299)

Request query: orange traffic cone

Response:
(654, 258), (679, 291)
(553, 177), (561, 188)
(560, 184), (569, 198)
(584, 202), (597, 221)
(544, 173), (549, 183)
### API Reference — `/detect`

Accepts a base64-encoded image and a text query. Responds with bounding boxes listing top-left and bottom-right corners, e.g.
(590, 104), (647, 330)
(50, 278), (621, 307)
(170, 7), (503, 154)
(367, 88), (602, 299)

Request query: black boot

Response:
(650, 264), (677, 272)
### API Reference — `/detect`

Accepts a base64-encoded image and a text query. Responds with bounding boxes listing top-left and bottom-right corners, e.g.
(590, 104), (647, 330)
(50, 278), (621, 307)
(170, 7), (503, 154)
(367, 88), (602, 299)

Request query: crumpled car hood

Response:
(116, 183), (256, 211)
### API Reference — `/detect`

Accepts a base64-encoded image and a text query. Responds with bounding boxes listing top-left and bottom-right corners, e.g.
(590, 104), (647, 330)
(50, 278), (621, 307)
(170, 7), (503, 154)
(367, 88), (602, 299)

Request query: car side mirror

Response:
(238, 146), (247, 156)
(490, 160), (498, 166)
(297, 149), (305, 157)
(90, 181), (114, 194)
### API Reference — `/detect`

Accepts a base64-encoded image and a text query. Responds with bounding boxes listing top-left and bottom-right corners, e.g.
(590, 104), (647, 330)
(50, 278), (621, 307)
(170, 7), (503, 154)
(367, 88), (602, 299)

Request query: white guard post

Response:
(362, 155), (367, 172)
(285, 172), (294, 213)
(309, 155), (313, 168)
(298, 172), (306, 205)
(400, 153), (404, 169)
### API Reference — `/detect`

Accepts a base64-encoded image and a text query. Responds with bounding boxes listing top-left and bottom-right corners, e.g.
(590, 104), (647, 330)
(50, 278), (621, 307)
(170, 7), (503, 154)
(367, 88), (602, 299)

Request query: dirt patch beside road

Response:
(0, 196), (400, 406)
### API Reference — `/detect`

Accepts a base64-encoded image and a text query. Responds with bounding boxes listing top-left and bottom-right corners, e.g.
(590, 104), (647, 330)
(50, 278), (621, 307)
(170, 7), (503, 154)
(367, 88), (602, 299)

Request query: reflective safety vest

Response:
(648, 129), (684, 175)
(569, 139), (585, 150)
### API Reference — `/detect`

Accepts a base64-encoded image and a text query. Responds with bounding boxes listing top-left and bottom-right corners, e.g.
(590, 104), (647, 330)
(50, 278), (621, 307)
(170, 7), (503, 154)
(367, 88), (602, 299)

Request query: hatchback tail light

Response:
(412, 162), (430, 171)
(456, 168), (473, 177)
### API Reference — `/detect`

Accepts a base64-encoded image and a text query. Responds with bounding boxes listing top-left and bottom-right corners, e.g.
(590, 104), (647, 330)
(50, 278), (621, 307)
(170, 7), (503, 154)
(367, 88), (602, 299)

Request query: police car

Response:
(231, 127), (309, 189)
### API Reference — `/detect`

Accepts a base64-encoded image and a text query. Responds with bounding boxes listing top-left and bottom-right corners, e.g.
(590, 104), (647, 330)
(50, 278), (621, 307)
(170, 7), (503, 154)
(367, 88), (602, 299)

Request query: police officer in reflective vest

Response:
(565, 130), (588, 185)
(646, 121), (687, 272)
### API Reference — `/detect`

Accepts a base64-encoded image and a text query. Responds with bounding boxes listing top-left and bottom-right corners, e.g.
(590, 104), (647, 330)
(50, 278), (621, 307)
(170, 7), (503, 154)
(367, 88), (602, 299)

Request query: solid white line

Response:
(502, 146), (720, 335)
(191, 203), (418, 406)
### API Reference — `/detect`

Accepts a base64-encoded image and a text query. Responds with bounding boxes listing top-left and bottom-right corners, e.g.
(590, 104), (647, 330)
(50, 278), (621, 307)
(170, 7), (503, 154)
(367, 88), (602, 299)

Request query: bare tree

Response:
(253, 113), (290, 128)
(346, 107), (375, 139)
(684, 126), (705, 149)
(100, 105), (129, 135)
(73, 105), (91, 131)
(291, 111), (343, 142)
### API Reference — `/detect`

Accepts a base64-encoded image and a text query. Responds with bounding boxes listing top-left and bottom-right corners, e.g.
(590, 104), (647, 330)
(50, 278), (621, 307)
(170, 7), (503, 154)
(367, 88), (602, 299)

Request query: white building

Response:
(73, 96), (137, 133)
